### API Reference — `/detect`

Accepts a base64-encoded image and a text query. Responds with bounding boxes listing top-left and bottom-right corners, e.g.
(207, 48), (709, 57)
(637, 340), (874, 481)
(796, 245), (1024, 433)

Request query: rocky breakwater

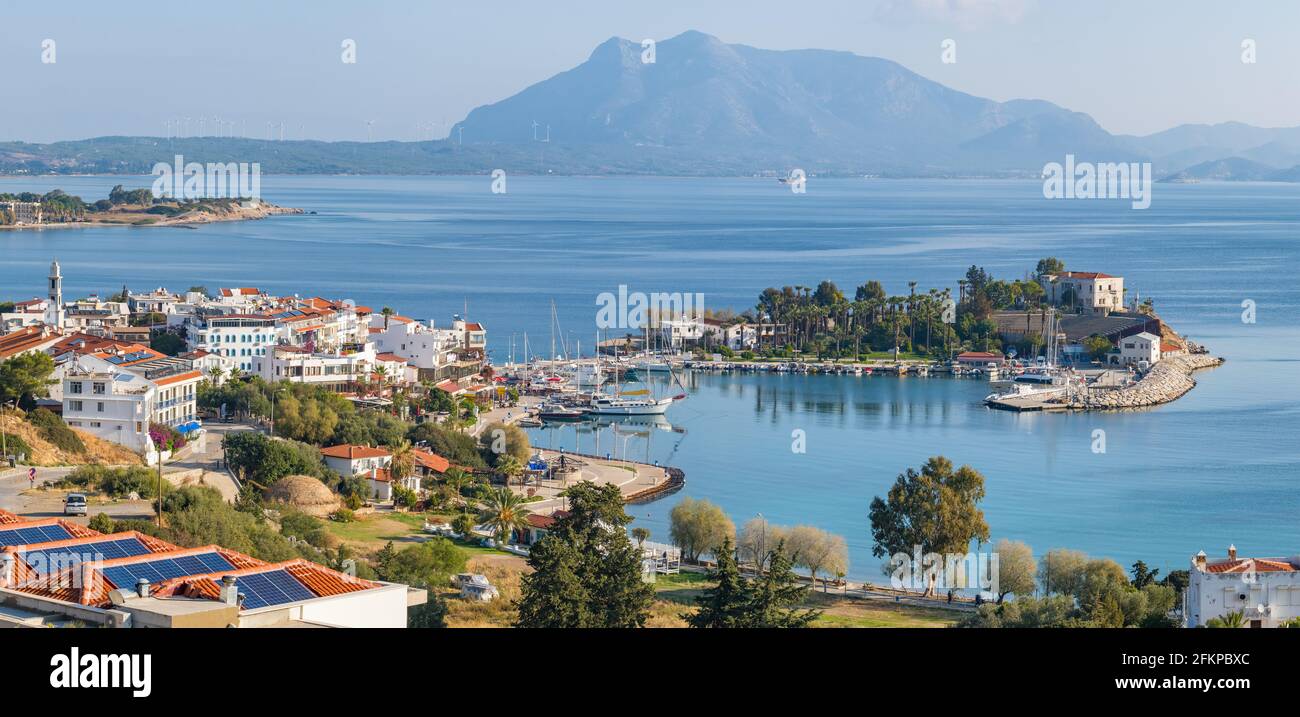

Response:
(1077, 354), (1223, 410)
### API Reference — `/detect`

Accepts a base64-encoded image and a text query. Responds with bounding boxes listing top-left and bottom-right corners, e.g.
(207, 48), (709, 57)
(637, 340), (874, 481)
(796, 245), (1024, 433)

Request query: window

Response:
(69, 400), (83, 411)
(92, 382), (106, 394)
(90, 421), (101, 428)
(70, 382), (83, 394)
(68, 421), (82, 427)
(97, 402), (105, 412)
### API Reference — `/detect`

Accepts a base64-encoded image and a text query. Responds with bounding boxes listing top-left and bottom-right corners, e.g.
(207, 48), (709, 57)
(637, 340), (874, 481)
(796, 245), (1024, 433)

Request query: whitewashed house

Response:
(1112, 331), (1161, 367)
(1185, 545), (1300, 628)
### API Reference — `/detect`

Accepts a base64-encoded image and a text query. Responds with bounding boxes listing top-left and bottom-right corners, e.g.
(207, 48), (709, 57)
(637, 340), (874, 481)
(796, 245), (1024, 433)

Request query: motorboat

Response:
(537, 401), (586, 421)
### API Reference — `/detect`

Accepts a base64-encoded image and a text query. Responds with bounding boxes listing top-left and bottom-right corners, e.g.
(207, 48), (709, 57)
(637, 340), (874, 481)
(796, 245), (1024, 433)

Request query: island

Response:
(0, 185), (302, 230)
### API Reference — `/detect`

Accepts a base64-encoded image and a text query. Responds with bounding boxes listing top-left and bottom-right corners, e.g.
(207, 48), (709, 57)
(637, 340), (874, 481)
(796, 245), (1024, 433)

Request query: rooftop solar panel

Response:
(0, 523), (74, 548)
(20, 537), (152, 575)
(218, 569), (316, 610)
(101, 551), (235, 590)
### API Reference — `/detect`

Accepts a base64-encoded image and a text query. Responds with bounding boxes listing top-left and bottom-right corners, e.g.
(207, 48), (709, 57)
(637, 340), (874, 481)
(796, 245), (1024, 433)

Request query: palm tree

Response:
(1206, 610), (1247, 628)
(389, 440), (414, 489)
(381, 306), (395, 330)
(443, 467), (471, 507)
(478, 487), (533, 545)
(496, 455), (523, 487)
(207, 365), (226, 385)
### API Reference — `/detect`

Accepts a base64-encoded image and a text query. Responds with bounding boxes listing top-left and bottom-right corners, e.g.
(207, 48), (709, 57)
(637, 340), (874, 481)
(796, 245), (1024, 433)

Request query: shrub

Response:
(2, 433), (33, 462)
(27, 408), (85, 454)
(87, 512), (115, 533)
(330, 507), (356, 523)
(149, 424), (186, 452)
(66, 465), (166, 498)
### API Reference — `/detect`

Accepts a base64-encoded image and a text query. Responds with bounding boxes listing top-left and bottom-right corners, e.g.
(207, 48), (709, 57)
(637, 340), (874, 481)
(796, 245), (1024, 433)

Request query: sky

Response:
(1, 0), (1297, 143)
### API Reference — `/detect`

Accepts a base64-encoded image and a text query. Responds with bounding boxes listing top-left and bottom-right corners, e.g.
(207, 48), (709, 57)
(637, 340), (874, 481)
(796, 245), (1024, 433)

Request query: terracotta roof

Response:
(956, 351), (1002, 360)
(48, 332), (136, 358)
(1205, 558), (1298, 574)
(1053, 271), (1116, 280)
(0, 530), (175, 557)
(12, 545), (264, 606)
(151, 370), (203, 387)
(0, 326), (56, 359)
(1160, 342), (1182, 353)
(375, 352), (407, 363)
(411, 449), (450, 473)
(463, 322), (484, 331)
(155, 559), (381, 609)
(0, 509), (23, 525)
(0, 516), (100, 546)
(219, 287), (260, 297)
(320, 444), (392, 460)
(525, 514), (556, 529)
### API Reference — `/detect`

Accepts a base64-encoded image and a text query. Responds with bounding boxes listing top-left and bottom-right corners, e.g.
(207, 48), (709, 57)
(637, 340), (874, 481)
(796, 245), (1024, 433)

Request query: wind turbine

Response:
(531, 119), (539, 141)
(366, 120), (375, 142)
(183, 117), (190, 137)
(279, 122), (284, 141)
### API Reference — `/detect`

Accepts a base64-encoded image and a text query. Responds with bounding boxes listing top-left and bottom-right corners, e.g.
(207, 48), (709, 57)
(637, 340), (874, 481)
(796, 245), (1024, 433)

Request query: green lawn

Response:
(324, 510), (515, 560)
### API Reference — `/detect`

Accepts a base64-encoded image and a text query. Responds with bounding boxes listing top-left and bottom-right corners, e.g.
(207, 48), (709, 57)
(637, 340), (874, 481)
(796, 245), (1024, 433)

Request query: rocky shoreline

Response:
(1072, 354), (1224, 410)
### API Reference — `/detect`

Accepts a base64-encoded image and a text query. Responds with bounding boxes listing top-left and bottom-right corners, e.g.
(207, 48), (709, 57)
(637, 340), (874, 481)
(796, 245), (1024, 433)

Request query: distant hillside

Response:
(1158, 156), (1299, 182)
(3, 32), (1299, 178)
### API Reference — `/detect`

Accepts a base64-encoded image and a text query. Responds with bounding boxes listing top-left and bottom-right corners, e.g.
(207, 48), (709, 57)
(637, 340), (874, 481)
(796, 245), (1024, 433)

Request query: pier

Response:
(984, 354), (1224, 412)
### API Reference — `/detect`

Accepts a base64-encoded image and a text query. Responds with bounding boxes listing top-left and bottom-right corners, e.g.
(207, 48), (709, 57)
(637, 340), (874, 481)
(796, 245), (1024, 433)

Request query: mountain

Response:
(451, 31), (1135, 174)
(1158, 156), (1291, 182)
(4, 32), (1300, 178)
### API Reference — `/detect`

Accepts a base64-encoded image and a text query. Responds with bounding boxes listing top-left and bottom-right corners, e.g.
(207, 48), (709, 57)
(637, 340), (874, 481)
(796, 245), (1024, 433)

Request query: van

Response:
(64, 493), (88, 516)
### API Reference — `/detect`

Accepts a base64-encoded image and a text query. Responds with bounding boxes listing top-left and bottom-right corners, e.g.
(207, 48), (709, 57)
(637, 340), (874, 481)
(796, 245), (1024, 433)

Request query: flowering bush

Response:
(149, 424), (186, 452)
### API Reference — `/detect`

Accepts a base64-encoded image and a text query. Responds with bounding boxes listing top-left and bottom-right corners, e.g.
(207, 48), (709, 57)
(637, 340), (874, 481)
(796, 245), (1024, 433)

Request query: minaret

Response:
(45, 259), (64, 328)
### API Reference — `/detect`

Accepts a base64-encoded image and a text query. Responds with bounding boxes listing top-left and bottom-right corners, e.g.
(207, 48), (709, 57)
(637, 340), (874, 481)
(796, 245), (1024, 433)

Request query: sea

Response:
(3, 174), (1298, 580)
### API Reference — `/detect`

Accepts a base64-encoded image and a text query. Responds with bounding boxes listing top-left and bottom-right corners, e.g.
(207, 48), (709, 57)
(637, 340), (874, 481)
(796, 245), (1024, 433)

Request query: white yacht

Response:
(586, 394), (676, 416)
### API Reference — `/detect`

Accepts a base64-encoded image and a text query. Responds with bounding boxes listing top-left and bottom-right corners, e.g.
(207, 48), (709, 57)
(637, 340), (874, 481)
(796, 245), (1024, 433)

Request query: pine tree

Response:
(515, 481), (653, 627)
(746, 544), (820, 628)
(375, 541), (397, 581)
(515, 536), (590, 627)
(687, 536), (750, 627)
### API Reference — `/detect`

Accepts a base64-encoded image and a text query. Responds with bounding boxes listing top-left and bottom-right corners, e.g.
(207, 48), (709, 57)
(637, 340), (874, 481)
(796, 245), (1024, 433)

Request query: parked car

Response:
(64, 493), (88, 516)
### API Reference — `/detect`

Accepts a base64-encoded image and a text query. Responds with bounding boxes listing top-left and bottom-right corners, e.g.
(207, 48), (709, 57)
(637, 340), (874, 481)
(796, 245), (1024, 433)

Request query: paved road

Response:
(0, 465), (154, 524)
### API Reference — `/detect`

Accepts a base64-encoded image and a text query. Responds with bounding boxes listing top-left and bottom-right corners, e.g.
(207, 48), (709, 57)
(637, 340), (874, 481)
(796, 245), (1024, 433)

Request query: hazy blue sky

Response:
(2, 0), (1296, 142)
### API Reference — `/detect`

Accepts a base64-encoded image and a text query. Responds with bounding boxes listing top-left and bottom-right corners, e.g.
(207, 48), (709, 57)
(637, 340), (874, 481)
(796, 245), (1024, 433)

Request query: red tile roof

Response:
(320, 444), (391, 460)
(411, 449), (449, 474)
(0, 509), (24, 525)
(153, 370), (204, 387)
(375, 352), (407, 363)
(155, 559), (381, 608)
(0, 326), (57, 360)
(12, 545), (264, 606)
(1054, 271), (1116, 280)
(1205, 558), (1298, 574)
(463, 322), (484, 331)
(0, 516), (100, 547)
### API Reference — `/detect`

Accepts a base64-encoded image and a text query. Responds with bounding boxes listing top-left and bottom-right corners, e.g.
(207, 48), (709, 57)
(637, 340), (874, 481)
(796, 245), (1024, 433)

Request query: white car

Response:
(63, 493), (88, 516)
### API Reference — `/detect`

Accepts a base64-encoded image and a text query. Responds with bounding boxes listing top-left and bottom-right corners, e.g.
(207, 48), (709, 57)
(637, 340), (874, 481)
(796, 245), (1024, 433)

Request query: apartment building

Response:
(61, 348), (202, 453)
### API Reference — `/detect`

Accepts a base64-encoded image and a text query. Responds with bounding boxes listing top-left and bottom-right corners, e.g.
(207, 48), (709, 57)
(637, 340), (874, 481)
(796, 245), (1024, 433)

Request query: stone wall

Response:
(1075, 354), (1223, 410)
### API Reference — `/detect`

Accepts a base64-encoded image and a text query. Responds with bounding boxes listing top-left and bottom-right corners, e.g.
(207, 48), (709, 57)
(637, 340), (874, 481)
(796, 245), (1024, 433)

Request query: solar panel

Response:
(0, 523), (74, 548)
(21, 537), (152, 575)
(101, 551), (235, 590)
(218, 569), (316, 610)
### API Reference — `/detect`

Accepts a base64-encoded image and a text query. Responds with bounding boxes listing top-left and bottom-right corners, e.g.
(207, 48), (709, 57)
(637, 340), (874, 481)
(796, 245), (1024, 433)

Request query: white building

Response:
(1039, 271), (1125, 315)
(1111, 331), (1161, 367)
(183, 312), (278, 374)
(0, 522), (424, 629)
(1185, 545), (1300, 628)
(61, 349), (203, 453)
(320, 444), (392, 478)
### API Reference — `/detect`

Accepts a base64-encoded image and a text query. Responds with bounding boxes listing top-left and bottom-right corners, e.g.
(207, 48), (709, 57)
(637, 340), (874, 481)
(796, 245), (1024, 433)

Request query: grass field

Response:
(323, 510), (512, 561)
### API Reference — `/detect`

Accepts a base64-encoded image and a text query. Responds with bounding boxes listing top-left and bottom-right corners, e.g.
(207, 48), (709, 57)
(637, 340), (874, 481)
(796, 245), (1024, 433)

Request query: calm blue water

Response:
(3, 175), (1298, 579)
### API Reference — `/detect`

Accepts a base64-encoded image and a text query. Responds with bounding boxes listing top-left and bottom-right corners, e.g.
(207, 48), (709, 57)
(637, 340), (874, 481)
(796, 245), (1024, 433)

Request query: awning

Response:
(177, 420), (202, 434)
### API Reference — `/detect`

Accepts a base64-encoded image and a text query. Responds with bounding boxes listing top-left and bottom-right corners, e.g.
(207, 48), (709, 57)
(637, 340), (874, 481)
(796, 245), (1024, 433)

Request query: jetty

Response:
(985, 354), (1223, 412)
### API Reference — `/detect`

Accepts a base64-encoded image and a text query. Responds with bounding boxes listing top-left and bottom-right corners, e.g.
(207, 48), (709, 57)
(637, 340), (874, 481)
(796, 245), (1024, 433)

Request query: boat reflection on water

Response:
(525, 413), (686, 466)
